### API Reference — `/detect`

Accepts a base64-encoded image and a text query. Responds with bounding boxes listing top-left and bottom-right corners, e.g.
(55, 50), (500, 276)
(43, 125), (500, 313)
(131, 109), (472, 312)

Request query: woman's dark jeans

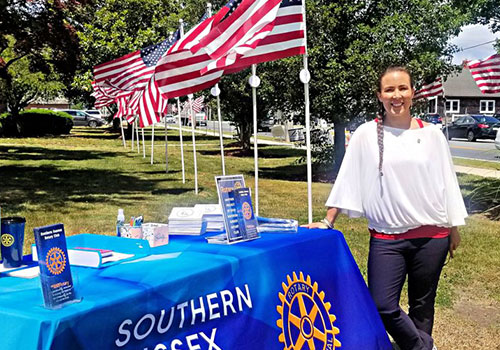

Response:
(368, 237), (449, 350)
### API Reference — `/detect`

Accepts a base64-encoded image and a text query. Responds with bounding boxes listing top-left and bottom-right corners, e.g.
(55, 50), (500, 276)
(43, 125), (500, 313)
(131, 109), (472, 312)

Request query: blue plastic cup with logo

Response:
(1, 216), (26, 268)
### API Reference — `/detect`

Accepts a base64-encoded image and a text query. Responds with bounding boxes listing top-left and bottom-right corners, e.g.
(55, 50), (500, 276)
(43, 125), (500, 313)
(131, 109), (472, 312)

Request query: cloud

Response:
(449, 24), (500, 64)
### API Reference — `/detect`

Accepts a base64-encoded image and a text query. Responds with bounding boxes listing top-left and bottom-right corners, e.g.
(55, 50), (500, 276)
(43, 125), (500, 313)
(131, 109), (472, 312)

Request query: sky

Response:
(449, 24), (500, 64)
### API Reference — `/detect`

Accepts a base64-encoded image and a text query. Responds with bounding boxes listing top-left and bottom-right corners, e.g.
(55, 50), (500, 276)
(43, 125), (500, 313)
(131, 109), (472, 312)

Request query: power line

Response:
(458, 39), (498, 52)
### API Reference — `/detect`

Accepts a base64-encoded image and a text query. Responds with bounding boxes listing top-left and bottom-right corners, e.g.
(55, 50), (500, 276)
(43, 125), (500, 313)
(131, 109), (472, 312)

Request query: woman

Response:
(305, 66), (467, 350)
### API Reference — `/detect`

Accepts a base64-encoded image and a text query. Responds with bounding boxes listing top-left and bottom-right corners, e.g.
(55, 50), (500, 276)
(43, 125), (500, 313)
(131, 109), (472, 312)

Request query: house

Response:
(426, 68), (500, 120)
(26, 96), (70, 110)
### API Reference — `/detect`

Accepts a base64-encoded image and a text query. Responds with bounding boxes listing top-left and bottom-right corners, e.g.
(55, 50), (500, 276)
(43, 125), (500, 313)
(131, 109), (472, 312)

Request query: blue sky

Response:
(449, 24), (500, 64)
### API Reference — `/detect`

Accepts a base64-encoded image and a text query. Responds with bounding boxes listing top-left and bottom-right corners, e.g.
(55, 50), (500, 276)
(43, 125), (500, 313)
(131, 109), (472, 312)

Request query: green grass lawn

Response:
(0, 126), (499, 349)
(453, 157), (500, 171)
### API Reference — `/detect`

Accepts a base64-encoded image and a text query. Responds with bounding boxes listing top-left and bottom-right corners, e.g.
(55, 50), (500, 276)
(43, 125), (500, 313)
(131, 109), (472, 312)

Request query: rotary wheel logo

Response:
(234, 181), (242, 189)
(178, 209), (194, 217)
(46, 247), (66, 275)
(1, 234), (14, 247)
(242, 202), (252, 220)
(277, 272), (341, 350)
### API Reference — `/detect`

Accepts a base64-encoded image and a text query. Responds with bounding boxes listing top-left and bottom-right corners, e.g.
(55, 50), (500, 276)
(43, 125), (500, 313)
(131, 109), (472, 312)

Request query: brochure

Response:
(33, 223), (76, 309)
(233, 187), (259, 240)
(213, 175), (260, 244)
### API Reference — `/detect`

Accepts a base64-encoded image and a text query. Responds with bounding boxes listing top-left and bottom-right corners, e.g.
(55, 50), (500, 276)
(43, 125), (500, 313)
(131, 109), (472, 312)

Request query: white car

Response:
(495, 128), (500, 150)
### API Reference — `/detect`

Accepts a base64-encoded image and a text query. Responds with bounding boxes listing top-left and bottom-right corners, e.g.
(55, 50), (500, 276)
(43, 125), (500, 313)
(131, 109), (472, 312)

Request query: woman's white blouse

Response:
(325, 121), (468, 234)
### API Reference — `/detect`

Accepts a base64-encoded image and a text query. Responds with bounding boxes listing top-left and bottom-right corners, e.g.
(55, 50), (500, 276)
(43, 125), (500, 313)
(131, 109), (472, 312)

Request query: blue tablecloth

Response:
(0, 228), (391, 350)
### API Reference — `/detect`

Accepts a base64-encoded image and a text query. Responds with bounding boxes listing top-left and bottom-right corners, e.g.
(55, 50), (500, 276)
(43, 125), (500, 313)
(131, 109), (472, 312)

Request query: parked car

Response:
(84, 110), (105, 119)
(444, 114), (500, 142)
(495, 128), (500, 150)
(165, 114), (177, 124)
(58, 109), (106, 127)
(258, 117), (275, 132)
(424, 113), (442, 125)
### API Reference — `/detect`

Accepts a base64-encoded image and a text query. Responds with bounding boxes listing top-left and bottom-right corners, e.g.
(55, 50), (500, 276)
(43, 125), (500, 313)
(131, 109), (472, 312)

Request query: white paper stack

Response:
(256, 217), (298, 233)
(194, 204), (224, 232)
(168, 207), (206, 235)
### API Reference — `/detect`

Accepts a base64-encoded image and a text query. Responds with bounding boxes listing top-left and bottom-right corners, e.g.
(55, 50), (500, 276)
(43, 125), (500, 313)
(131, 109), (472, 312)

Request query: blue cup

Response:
(1, 216), (26, 268)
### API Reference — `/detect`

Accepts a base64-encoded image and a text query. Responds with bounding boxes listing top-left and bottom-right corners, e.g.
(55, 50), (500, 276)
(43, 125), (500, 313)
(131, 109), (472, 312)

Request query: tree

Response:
(0, 36), (64, 115)
(0, 0), (85, 113)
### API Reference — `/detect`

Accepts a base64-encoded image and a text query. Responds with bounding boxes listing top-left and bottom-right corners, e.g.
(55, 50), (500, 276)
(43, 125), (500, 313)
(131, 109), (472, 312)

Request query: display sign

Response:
(214, 175), (260, 244)
(233, 187), (259, 240)
(33, 223), (76, 309)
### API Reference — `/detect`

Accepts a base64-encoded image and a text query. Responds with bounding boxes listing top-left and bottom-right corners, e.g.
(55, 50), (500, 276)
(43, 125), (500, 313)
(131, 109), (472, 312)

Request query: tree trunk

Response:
(333, 122), (347, 173)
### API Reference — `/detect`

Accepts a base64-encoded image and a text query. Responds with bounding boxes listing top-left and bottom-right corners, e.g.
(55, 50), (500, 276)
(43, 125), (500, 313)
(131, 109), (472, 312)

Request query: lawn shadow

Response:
(0, 164), (186, 213)
(0, 145), (117, 162)
(246, 162), (307, 182)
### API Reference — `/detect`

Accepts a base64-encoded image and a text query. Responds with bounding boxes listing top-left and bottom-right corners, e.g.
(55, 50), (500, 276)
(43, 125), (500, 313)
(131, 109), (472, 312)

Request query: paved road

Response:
(448, 139), (499, 162)
(174, 121), (499, 161)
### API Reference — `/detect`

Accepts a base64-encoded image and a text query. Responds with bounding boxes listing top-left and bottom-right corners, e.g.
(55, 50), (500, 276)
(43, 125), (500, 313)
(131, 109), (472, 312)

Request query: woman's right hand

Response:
(300, 222), (329, 229)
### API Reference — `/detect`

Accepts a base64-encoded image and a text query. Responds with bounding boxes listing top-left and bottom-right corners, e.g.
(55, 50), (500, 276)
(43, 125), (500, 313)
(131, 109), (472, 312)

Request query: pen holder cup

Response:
(142, 223), (169, 247)
(119, 225), (143, 239)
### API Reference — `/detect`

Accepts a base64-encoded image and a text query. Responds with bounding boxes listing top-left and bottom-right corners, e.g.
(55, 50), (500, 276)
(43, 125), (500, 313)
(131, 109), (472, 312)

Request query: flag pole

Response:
(142, 127), (146, 158)
(441, 76), (449, 141)
(189, 94), (199, 194)
(178, 18), (186, 184)
(131, 118), (135, 151)
(250, 64), (260, 216)
(164, 114), (168, 173)
(211, 85), (225, 175)
(151, 123), (155, 164)
(120, 116), (127, 148)
(301, 0), (313, 224)
(177, 97), (186, 183)
(207, 4), (225, 176)
(136, 118), (140, 153)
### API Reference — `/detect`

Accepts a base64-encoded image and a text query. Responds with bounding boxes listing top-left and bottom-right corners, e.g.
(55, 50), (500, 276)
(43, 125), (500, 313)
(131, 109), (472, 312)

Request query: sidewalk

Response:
(454, 165), (500, 179)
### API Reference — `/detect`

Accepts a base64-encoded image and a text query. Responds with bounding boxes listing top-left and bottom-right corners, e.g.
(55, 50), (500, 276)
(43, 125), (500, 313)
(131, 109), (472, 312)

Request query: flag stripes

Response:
(467, 54), (500, 94)
(414, 78), (444, 99)
(138, 76), (167, 128)
(155, 49), (224, 99)
(211, 0), (305, 73)
(195, 0), (282, 73)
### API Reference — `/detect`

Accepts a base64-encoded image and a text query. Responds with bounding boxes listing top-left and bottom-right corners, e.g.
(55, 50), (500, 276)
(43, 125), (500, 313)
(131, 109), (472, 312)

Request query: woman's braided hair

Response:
(376, 66), (414, 177)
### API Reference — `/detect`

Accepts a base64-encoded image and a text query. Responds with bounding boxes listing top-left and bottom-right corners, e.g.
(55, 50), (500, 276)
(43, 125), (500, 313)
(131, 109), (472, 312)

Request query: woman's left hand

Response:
(449, 227), (461, 258)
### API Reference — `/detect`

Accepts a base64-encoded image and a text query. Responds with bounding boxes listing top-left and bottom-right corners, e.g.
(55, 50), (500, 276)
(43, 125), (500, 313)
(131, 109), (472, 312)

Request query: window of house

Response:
(479, 100), (495, 114)
(427, 97), (438, 114)
(445, 99), (460, 113)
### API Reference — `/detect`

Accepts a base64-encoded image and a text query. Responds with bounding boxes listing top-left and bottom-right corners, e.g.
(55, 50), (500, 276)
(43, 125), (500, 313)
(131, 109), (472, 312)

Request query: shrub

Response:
(0, 109), (73, 137)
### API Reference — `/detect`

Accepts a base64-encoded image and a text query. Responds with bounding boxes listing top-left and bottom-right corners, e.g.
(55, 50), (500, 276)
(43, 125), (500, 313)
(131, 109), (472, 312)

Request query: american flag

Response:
(167, 103), (177, 115)
(191, 95), (205, 113)
(91, 81), (132, 108)
(414, 78), (444, 99)
(114, 93), (140, 124)
(93, 31), (180, 91)
(137, 75), (167, 128)
(194, 0), (282, 75)
(154, 2), (237, 99)
(467, 54), (500, 94)
(168, 14), (213, 54)
(201, 0), (306, 74)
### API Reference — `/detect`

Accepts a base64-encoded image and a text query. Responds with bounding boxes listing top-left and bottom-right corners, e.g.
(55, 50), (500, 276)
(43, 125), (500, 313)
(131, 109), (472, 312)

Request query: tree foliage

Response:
(0, 36), (64, 115)
(0, 0), (86, 113)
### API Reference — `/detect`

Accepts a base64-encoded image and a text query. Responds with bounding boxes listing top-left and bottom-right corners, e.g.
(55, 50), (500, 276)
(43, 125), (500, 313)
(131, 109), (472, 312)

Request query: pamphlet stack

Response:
(168, 207), (206, 235)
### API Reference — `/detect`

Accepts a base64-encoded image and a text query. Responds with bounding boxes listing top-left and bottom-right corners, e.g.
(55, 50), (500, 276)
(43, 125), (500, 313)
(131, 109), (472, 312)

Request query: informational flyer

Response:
(215, 175), (246, 242)
(233, 187), (259, 240)
(213, 176), (260, 244)
(33, 223), (76, 309)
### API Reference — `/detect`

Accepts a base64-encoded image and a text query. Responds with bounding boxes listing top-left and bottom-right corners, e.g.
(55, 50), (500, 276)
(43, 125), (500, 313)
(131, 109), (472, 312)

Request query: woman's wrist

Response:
(322, 217), (334, 229)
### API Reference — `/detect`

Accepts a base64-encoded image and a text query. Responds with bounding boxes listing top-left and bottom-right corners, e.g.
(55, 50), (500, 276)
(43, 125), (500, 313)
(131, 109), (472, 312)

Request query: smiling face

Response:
(377, 70), (414, 121)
